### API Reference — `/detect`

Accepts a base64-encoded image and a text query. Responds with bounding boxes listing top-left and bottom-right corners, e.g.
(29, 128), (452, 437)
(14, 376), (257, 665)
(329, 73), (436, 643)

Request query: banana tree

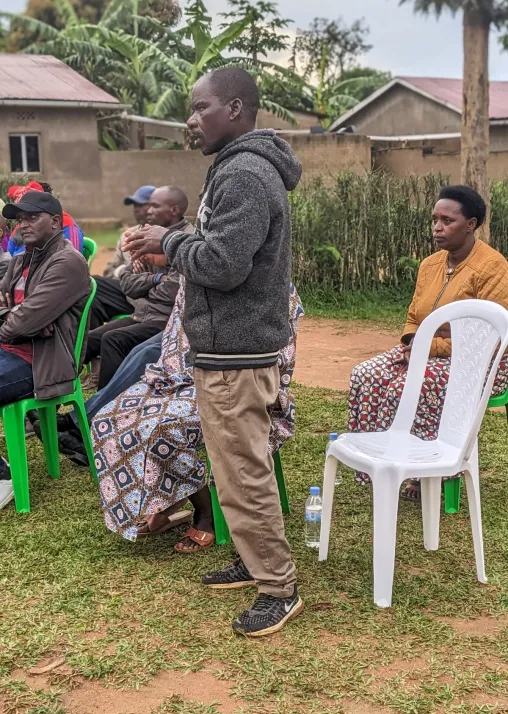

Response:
(152, 0), (250, 122)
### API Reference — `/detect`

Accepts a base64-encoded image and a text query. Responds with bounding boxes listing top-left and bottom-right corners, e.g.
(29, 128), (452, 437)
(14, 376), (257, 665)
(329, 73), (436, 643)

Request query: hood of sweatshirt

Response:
(213, 130), (302, 191)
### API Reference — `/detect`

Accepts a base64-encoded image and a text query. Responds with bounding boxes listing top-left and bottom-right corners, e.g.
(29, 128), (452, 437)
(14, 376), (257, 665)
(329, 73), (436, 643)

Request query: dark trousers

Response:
(0, 348), (34, 407)
(89, 275), (134, 330)
(84, 317), (163, 389)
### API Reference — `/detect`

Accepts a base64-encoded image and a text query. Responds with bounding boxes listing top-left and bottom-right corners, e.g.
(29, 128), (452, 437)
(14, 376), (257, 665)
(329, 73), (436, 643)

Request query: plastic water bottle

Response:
(305, 486), (322, 548)
(325, 432), (341, 486)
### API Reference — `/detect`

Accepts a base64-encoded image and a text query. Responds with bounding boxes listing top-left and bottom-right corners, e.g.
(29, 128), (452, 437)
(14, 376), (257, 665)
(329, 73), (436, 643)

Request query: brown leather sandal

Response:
(137, 510), (193, 537)
(174, 526), (215, 553)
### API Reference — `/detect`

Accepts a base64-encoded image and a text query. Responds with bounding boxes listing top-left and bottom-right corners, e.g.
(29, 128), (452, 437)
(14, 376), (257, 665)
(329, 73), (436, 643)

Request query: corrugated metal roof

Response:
(0, 54), (119, 105)
(399, 76), (508, 119)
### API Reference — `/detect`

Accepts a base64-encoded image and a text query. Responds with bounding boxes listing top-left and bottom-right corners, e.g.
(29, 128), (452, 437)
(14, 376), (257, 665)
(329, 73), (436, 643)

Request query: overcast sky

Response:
(2, 0), (508, 79)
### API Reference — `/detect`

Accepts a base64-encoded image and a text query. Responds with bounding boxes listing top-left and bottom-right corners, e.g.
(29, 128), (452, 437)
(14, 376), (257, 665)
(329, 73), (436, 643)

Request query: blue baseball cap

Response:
(124, 185), (156, 206)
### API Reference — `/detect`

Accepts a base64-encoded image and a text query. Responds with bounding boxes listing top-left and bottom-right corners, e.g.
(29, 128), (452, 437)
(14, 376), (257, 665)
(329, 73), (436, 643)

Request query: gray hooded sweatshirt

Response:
(162, 129), (302, 370)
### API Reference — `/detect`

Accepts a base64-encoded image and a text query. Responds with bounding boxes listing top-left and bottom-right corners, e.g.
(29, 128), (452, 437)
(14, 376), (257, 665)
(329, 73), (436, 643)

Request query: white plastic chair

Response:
(318, 299), (508, 608)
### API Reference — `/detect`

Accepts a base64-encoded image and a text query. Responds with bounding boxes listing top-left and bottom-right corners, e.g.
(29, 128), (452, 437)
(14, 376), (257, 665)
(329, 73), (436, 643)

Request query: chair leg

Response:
(464, 443), (487, 584)
(210, 482), (231, 545)
(38, 406), (61, 479)
(372, 474), (400, 608)
(318, 453), (338, 562)
(420, 477), (441, 551)
(72, 391), (98, 485)
(274, 451), (290, 514)
(2, 402), (30, 513)
(444, 476), (461, 514)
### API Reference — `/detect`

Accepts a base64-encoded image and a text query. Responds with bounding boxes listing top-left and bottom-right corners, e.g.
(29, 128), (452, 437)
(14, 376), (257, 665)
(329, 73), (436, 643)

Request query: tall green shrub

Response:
(291, 172), (508, 296)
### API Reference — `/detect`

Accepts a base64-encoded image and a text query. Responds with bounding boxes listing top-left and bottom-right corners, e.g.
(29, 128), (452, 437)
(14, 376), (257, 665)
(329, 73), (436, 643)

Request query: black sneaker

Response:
(0, 457), (10, 480)
(57, 430), (89, 467)
(201, 558), (256, 590)
(32, 420), (89, 468)
(56, 413), (75, 433)
(232, 587), (304, 637)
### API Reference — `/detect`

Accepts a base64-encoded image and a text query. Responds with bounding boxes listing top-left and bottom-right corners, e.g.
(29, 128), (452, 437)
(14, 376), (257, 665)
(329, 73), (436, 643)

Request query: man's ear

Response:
(52, 215), (62, 231)
(229, 98), (243, 121)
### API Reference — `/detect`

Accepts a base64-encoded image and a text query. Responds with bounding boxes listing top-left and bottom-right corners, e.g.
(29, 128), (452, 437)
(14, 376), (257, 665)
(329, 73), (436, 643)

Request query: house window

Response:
(9, 135), (41, 173)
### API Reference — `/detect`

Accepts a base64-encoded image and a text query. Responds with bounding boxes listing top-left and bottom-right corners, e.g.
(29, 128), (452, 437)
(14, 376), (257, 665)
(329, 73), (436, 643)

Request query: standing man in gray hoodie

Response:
(124, 68), (303, 637)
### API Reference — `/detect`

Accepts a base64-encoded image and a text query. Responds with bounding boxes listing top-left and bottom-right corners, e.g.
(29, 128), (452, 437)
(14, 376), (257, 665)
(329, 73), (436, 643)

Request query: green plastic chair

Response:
(0, 278), (98, 513)
(209, 450), (289, 545)
(443, 387), (508, 514)
(82, 237), (97, 270)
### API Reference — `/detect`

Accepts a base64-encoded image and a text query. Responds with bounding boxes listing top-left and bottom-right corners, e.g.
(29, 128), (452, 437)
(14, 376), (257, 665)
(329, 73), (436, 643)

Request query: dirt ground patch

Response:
(91, 248), (399, 391)
(91, 246), (114, 276)
(294, 316), (398, 391)
(436, 613), (508, 637)
(62, 667), (245, 714)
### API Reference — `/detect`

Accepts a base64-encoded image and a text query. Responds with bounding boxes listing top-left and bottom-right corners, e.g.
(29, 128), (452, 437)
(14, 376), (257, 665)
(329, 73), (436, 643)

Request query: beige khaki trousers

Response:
(194, 365), (296, 597)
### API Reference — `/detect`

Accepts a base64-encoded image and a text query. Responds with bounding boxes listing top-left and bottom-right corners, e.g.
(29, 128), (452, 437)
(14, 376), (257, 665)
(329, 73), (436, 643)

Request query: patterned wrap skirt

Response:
(92, 283), (304, 540)
(348, 345), (508, 484)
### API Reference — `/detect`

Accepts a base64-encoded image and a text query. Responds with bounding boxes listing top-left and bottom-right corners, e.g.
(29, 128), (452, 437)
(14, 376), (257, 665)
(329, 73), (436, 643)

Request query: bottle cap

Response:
(310, 486), (320, 496)
(329, 432), (338, 440)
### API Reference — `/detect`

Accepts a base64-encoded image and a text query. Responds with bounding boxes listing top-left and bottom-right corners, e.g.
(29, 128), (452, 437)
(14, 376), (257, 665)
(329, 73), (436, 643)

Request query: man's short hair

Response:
(164, 186), (189, 217)
(208, 67), (260, 122)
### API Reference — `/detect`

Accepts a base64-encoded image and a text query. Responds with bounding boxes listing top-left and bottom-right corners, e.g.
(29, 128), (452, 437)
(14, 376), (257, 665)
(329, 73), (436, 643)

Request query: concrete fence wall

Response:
(372, 135), (508, 183)
(86, 133), (372, 224)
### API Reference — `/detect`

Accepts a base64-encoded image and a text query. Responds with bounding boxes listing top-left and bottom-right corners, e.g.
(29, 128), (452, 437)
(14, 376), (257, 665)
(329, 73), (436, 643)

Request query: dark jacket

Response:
(0, 246), (9, 281)
(0, 233), (91, 400)
(120, 219), (193, 326)
(162, 130), (302, 370)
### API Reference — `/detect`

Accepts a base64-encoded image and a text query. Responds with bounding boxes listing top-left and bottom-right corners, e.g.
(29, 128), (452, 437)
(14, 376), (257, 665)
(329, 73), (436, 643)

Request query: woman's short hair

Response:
(438, 185), (487, 228)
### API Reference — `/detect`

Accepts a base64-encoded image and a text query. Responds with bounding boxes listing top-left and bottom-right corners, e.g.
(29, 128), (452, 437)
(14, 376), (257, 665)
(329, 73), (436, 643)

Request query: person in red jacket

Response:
(6, 181), (84, 255)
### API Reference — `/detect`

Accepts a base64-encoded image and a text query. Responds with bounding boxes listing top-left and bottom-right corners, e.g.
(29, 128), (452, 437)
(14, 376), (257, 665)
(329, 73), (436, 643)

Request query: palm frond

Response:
(53, 0), (79, 27)
(194, 18), (250, 76)
(152, 86), (187, 120)
(100, 0), (137, 28)
(139, 69), (159, 100)
(260, 99), (297, 126)
(0, 12), (59, 40)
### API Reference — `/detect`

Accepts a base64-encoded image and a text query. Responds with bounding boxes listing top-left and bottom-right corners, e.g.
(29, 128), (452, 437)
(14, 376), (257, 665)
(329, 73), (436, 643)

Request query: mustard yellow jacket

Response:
(402, 240), (508, 357)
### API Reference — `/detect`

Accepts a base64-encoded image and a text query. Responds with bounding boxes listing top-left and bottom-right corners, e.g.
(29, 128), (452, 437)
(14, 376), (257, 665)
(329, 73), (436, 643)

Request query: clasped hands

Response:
(122, 225), (168, 267)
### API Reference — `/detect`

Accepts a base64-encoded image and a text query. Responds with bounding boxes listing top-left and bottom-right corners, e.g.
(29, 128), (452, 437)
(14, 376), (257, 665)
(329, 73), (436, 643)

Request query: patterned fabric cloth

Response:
(92, 283), (304, 541)
(349, 346), (508, 484)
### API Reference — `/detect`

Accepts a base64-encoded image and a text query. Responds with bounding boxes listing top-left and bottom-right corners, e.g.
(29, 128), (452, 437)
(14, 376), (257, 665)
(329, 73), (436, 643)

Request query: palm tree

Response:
(400, 0), (508, 241)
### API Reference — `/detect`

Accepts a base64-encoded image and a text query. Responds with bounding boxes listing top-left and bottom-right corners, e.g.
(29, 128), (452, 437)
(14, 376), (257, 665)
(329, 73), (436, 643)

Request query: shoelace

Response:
(250, 593), (277, 612)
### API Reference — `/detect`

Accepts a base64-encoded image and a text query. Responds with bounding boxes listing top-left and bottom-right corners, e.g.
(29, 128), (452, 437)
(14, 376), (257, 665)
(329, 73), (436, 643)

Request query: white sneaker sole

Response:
(234, 597), (304, 637)
(207, 580), (256, 590)
(0, 484), (14, 510)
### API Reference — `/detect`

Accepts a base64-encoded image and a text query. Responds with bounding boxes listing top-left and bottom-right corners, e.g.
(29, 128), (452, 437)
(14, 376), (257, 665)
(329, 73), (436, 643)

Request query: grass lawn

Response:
(301, 286), (412, 329)
(87, 230), (121, 251)
(2, 384), (508, 714)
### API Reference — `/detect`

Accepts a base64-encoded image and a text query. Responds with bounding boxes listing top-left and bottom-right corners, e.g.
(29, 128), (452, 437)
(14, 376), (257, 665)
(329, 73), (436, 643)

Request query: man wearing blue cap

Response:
(82, 186), (156, 388)
(102, 185), (156, 281)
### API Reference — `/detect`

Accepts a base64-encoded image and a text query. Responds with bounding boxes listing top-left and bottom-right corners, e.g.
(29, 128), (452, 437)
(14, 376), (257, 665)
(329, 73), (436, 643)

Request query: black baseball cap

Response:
(2, 191), (63, 219)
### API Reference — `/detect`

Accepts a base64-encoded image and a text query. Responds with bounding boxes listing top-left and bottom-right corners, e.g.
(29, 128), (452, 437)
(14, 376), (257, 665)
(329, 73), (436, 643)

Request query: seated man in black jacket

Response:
(83, 186), (192, 390)
(0, 192), (90, 510)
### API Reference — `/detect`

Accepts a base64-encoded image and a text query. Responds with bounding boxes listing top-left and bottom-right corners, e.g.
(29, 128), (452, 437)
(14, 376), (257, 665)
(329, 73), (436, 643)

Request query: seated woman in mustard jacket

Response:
(349, 185), (508, 501)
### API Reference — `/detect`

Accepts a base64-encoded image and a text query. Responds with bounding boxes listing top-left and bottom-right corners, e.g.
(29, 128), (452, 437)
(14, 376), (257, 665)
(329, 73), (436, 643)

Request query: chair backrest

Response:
(391, 299), (508, 458)
(74, 277), (97, 369)
(82, 237), (97, 269)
